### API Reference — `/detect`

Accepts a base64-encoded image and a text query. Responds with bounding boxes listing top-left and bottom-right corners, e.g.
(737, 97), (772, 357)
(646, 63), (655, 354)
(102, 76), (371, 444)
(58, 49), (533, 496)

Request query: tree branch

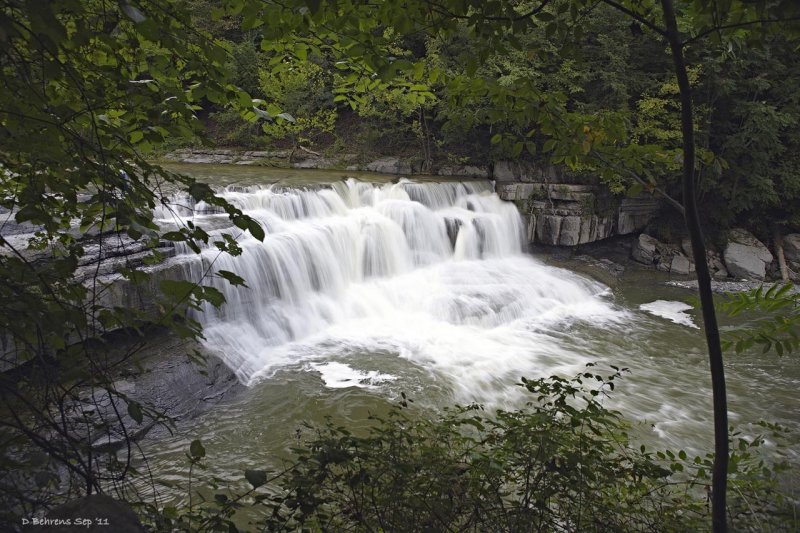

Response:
(601, 0), (668, 37)
(590, 150), (685, 215)
(683, 16), (800, 47)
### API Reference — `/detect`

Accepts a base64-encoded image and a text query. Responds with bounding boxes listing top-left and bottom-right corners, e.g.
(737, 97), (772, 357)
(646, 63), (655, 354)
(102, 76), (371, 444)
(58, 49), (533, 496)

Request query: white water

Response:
(156, 178), (630, 403)
(640, 300), (699, 329)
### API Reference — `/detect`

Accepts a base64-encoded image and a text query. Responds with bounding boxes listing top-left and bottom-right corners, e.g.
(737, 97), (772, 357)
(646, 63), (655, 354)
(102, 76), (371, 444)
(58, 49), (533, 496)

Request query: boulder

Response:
(632, 234), (659, 265)
(670, 253), (695, 275)
(723, 228), (773, 280)
(784, 233), (800, 263)
(617, 197), (661, 235)
(681, 237), (693, 259)
(366, 157), (415, 174)
(708, 254), (729, 279)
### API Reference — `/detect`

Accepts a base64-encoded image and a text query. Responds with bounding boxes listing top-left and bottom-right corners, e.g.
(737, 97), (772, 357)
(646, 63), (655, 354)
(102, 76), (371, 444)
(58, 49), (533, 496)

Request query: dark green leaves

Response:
(233, 214), (265, 241)
(216, 270), (248, 287)
(127, 401), (144, 424)
(245, 469), (267, 488)
(160, 280), (226, 309)
(189, 439), (206, 459)
(718, 283), (799, 355)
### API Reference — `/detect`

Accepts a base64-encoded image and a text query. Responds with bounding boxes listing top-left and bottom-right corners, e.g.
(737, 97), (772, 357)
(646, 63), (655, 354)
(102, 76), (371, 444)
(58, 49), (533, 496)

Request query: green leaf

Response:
(237, 215), (265, 241)
(190, 439), (206, 459)
(200, 286), (226, 307)
(627, 182), (644, 197)
(127, 401), (143, 424)
(245, 469), (267, 488)
(217, 270), (248, 287)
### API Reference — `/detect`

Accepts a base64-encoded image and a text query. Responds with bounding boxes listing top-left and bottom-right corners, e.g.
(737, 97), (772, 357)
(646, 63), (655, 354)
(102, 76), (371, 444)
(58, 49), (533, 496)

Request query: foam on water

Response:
(640, 300), (698, 329)
(308, 362), (397, 389)
(157, 178), (629, 404)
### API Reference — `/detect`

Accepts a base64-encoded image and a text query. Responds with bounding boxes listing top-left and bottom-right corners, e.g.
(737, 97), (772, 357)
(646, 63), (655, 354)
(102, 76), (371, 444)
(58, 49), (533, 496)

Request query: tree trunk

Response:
(774, 225), (789, 282)
(659, 1), (729, 531)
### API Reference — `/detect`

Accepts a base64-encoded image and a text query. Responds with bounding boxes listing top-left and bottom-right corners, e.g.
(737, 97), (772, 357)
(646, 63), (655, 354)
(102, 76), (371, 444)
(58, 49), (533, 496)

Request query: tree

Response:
(259, 58), (337, 156)
(0, 0), (267, 518)
(2, 0), (799, 529)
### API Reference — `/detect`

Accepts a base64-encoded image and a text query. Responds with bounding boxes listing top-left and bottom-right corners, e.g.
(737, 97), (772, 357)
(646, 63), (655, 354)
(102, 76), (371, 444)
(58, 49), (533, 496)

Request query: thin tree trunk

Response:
(659, 1), (729, 531)
(774, 225), (789, 282)
(298, 144), (322, 157)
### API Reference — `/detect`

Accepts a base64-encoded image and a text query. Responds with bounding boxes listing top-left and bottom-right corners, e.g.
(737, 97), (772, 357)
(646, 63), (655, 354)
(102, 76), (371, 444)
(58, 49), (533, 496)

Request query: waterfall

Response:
(155, 178), (627, 399)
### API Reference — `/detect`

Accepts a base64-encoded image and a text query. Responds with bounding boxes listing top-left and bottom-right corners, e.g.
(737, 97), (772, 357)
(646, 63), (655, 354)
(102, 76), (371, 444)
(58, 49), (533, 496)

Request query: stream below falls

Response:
(135, 164), (800, 505)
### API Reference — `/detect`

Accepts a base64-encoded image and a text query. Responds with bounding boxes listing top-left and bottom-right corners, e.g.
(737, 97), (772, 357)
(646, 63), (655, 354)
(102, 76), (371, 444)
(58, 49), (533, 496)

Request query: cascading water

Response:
(155, 178), (629, 403)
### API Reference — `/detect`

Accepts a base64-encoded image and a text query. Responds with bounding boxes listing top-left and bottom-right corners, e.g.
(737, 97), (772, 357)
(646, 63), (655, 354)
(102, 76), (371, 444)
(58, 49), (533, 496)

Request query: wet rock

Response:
(706, 252), (728, 278)
(366, 157), (416, 174)
(493, 161), (563, 183)
(292, 157), (335, 169)
(784, 233), (800, 263)
(558, 216), (582, 246)
(538, 215), (562, 245)
(681, 237), (693, 259)
(181, 156), (217, 164)
(723, 228), (773, 280)
(437, 165), (490, 179)
(670, 253), (694, 275)
(632, 234), (659, 265)
(617, 196), (661, 235)
(578, 216), (594, 244)
(496, 182), (536, 201)
(574, 254), (625, 278)
(66, 332), (241, 453)
(667, 280), (800, 294)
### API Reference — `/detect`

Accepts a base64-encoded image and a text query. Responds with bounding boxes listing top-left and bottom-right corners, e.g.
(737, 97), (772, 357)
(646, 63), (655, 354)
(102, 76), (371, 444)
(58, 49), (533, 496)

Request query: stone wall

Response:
(494, 161), (662, 246)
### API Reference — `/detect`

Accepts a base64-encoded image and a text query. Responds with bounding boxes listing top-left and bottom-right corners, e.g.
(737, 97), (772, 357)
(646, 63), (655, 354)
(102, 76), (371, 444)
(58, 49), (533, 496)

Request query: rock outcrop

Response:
(723, 229), (773, 281)
(165, 148), (356, 170)
(784, 233), (800, 263)
(495, 161), (661, 246)
(365, 157), (419, 174)
(436, 164), (490, 179)
(783, 233), (800, 278)
(631, 233), (729, 278)
(632, 234), (659, 265)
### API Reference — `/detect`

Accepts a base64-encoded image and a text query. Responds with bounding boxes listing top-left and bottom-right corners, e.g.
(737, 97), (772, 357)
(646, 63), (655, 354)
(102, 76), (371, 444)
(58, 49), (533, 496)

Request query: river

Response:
(135, 163), (800, 508)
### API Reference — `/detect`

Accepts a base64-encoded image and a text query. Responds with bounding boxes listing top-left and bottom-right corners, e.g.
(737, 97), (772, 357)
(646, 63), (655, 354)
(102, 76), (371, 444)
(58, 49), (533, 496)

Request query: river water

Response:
(137, 164), (799, 505)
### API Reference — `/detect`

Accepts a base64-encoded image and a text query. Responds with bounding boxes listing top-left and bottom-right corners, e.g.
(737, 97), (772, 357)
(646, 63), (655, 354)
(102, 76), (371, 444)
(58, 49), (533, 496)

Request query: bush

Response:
(149, 367), (797, 532)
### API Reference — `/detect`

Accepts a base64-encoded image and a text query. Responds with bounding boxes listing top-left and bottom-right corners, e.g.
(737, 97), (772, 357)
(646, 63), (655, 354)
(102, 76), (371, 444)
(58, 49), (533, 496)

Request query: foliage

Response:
(259, 60), (336, 151)
(146, 369), (797, 532)
(0, 0), (270, 521)
(720, 283), (800, 356)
